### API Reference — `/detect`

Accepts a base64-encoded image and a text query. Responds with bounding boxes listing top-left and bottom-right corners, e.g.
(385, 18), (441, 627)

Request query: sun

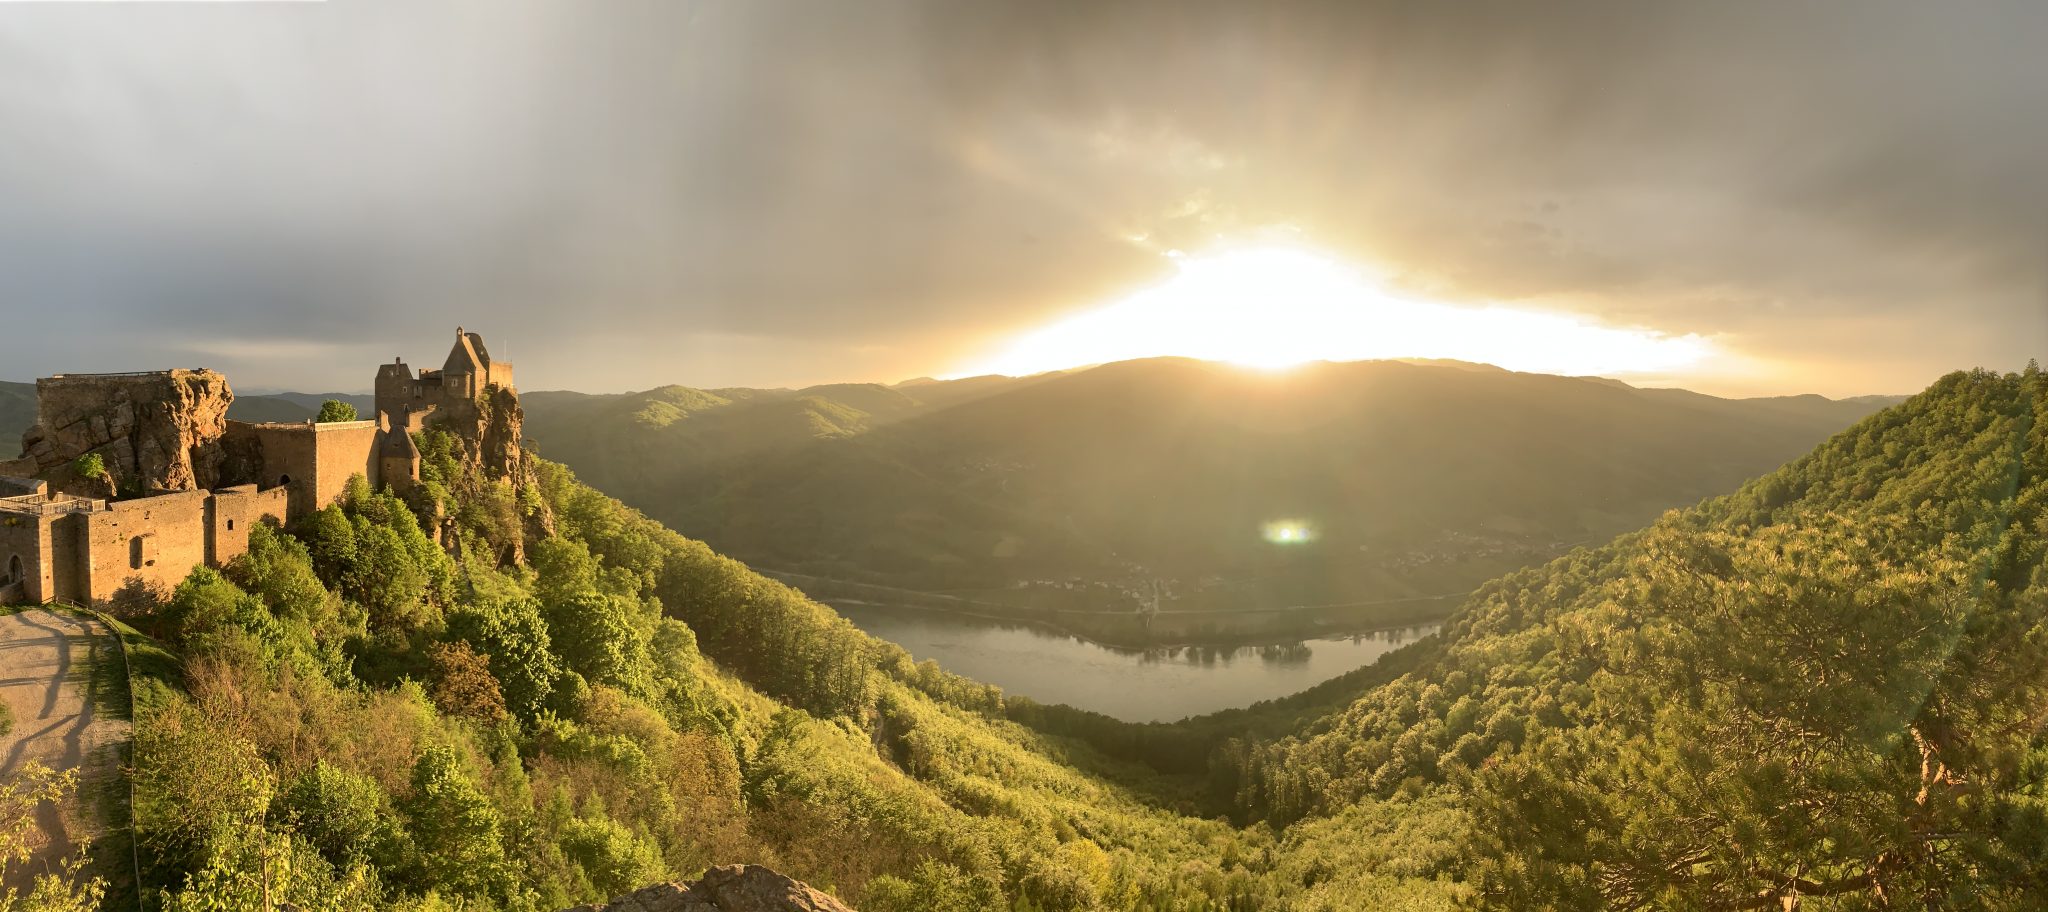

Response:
(954, 245), (1713, 378)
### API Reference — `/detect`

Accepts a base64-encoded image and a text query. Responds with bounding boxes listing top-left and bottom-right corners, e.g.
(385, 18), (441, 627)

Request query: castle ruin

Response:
(0, 329), (518, 606)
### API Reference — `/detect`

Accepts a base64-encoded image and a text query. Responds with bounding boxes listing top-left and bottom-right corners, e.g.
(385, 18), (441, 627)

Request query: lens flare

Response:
(1263, 520), (1316, 545)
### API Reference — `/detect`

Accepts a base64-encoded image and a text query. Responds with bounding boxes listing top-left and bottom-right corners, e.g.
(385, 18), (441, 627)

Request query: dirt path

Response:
(0, 609), (129, 889)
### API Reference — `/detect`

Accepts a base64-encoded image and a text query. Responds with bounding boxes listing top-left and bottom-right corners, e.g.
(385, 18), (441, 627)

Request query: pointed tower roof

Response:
(443, 326), (485, 376)
(382, 425), (420, 458)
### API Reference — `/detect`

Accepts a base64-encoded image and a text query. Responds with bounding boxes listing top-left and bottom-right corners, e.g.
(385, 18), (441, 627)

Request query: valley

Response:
(2, 350), (2040, 912)
(8, 5), (2042, 909)
(520, 358), (1898, 649)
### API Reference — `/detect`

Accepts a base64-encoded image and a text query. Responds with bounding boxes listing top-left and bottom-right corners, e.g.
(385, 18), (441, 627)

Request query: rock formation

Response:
(561, 865), (856, 912)
(8, 370), (234, 496)
(443, 384), (526, 482)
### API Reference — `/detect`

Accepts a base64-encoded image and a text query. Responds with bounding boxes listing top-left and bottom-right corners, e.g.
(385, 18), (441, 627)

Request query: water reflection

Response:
(837, 602), (1440, 722)
(1125, 641), (1314, 667)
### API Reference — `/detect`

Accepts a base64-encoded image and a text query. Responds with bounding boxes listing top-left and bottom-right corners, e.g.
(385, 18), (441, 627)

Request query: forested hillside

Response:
(47, 425), (1281, 912)
(524, 359), (1899, 624)
(8, 365), (2039, 912)
(1197, 364), (2048, 907)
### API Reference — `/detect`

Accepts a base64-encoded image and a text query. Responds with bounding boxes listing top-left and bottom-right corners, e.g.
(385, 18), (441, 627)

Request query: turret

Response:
(443, 326), (486, 398)
(374, 356), (416, 425)
(378, 418), (422, 493)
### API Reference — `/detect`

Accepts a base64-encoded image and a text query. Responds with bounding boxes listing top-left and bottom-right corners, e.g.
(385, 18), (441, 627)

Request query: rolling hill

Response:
(522, 358), (1904, 628)
(222, 391), (375, 423)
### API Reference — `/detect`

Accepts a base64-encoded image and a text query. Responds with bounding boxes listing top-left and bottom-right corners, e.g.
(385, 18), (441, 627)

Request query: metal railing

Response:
(44, 371), (195, 380)
(0, 494), (96, 516)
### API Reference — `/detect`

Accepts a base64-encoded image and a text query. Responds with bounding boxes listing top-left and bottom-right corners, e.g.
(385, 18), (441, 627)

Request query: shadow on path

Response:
(0, 609), (128, 891)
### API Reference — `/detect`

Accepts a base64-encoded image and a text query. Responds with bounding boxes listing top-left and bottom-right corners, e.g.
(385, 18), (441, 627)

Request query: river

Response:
(836, 602), (1440, 722)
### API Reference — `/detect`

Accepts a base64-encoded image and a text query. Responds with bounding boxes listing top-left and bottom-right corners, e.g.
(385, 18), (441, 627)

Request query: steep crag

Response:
(6, 370), (234, 495)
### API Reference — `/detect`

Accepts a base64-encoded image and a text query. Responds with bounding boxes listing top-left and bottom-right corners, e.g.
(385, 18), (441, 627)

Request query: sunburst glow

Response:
(958, 247), (1712, 377)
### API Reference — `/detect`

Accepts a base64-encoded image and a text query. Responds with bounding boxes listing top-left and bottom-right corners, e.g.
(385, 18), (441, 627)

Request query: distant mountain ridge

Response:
(3, 360), (1907, 633)
(518, 357), (1905, 627)
(0, 381), (34, 445)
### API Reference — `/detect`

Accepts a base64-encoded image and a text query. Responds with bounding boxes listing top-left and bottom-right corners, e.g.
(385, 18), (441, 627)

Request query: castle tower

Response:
(379, 419), (421, 493)
(438, 326), (515, 397)
(374, 356), (417, 427)
(443, 325), (484, 399)
(369, 327), (519, 483)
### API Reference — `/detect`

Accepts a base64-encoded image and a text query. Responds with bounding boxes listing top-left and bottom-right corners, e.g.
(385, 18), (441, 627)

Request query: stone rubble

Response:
(560, 865), (856, 912)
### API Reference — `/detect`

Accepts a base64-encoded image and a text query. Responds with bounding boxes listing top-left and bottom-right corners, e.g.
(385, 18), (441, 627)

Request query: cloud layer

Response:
(0, 0), (2041, 395)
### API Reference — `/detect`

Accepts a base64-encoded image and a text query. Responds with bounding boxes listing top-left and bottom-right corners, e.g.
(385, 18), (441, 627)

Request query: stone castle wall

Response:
(309, 421), (380, 511)
(7, 414), (387, 607)
(0, 511), (56, 602)
(375, 360), (446, 426)
(207, 484), (292, 569)
(223, 419), (380, 516)
(0, 492), (100, 605)
(80, 489), (211, 602)
(5, 330), (516, 609)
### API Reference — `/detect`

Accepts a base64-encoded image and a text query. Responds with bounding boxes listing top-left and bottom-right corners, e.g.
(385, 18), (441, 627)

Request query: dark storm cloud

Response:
(0, 0), (2040, 393)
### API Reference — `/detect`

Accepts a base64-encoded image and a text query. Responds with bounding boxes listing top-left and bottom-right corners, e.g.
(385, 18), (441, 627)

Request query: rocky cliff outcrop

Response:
(562, 866), (855, 912)
(433, 384), (526, 482)
(479, 385), (526, 481)
(13, 370), (234, 496)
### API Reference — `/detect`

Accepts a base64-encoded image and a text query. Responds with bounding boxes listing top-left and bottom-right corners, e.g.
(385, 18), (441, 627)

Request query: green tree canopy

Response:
(315, 399), (359, 423)
(70, 452), (105, 480)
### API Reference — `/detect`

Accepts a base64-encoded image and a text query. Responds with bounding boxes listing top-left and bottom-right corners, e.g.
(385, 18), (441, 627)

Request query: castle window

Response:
(4, 554), (19, 585)
(226, 519), (236, 531)
(279, 474), (292, 487)
(129, 536), (144, 570)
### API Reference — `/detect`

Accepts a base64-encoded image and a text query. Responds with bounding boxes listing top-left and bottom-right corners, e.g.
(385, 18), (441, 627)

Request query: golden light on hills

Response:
(957, 246), (1714, 378)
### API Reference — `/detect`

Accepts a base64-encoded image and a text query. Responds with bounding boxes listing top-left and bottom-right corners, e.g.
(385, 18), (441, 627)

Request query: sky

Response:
(0, 0), (2042, 398)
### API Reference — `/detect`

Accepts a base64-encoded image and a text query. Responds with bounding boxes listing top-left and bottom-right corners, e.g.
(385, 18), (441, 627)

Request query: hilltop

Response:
(520, 358), (1901, 637)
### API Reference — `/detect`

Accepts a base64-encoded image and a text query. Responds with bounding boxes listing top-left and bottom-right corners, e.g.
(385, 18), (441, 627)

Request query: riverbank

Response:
(834, 600), (1442, 722)
(765, 569), (1460, 649)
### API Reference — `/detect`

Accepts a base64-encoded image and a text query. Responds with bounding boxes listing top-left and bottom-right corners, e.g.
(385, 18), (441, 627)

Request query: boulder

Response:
(562, 865), (856, 912)
(15, 370), (234, 496)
